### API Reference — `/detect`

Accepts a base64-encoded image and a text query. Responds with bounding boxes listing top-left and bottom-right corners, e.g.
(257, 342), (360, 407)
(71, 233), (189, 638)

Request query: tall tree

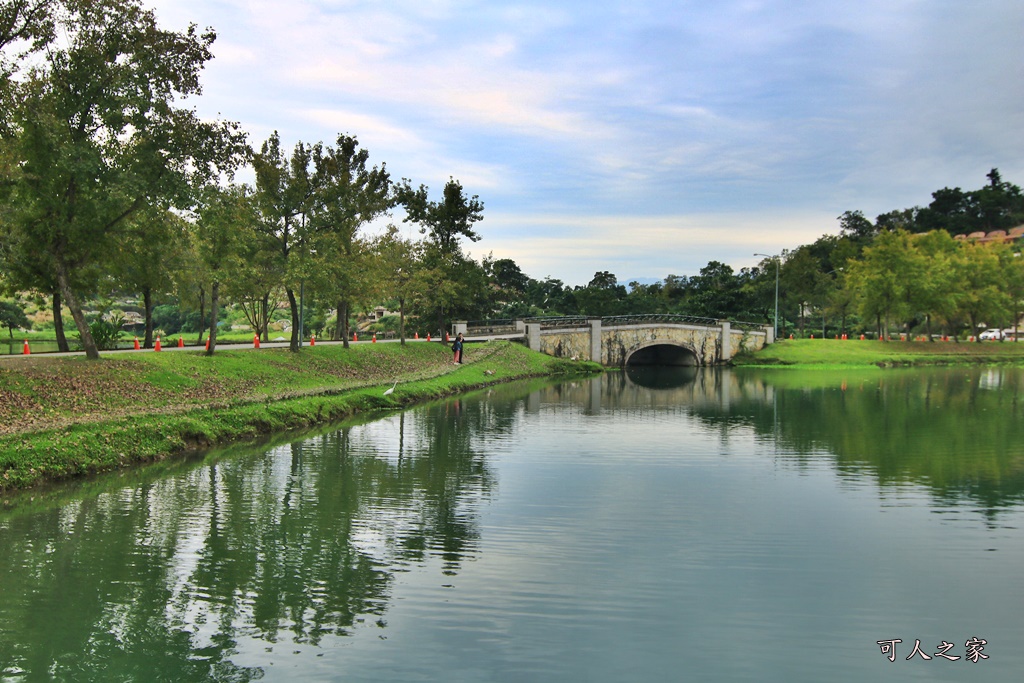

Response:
(0, 298), (29, 338)
(250, 132), (318, 352)
(192, 184), (252, 355)
(311, 134), (392, 347)
(372, 225), (420, 344)
(575, 271), (627, 317)
(398, 178), (484, 338)
(113, 208), (188, 348)
(1, 0), (245, 359)
(952, 240), (1014, 339)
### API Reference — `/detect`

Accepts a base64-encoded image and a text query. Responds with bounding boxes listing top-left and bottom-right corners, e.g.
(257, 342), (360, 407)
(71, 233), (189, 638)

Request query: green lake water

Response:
(2, 366), (1023, 681)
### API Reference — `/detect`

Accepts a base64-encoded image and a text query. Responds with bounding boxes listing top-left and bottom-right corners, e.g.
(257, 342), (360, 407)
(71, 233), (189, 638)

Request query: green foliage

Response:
(0, 300), (30, 338)
(849, 169), (1024, 236)
(85, 314), (124, 351)
(1, 0), (246, 360)
(152, 304), (186, 335)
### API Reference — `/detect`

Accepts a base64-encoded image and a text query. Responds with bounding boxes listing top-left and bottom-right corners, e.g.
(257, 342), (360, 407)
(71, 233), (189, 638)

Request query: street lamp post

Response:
(754, 253), (779, 340)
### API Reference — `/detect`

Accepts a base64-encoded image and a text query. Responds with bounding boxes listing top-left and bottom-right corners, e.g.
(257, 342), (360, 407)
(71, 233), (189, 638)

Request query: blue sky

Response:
(149, 0), (1024, 286)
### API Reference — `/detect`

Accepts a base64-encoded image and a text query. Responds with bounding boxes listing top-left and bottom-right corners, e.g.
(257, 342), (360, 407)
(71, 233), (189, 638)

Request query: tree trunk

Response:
(143, 286), (154, 348)
(261, 293), (270, 342)
(437, 304), (444, 343)
(197, 285), (206, 344)
(286, 286), (300, 352)
(54, 255), (99, 360)
(399, 297), (406, 345)
(52, 291), (69, 352)
(333, 299), (344, 341)
(341, 300), (350, 349)
(206, 280), (219, 356)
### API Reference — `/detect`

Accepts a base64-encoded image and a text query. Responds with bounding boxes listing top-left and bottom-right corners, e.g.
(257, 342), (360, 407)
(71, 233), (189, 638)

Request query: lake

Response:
(1, 366), (1022, 681)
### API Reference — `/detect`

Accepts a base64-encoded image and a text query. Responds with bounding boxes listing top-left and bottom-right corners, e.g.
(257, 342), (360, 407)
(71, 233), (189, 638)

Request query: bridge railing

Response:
(523, 316), (592, 329)
(467, 315), (769, 333)
(729, 320), (770, 332)
(599, 314), (719, 327)
(464, 319), (521, 335)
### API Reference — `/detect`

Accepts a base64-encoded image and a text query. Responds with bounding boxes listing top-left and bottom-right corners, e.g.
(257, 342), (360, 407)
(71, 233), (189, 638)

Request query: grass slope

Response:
(734, 338), (1024, 367)
(0, 341), (600, 491)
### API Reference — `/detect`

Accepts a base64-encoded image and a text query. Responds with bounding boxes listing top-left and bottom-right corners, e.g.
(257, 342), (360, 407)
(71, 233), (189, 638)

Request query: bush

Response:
(152, 304), (184, 335)
(85, 314), (124, 350)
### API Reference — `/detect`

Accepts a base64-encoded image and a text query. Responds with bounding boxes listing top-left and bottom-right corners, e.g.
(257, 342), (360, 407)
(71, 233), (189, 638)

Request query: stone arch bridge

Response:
(457, 315), (774, 367)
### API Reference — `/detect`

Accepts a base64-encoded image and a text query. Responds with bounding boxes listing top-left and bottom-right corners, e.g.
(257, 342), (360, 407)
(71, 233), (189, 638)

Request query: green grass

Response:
(0, 341), (601, 491)
(734, 337), (1024, 367)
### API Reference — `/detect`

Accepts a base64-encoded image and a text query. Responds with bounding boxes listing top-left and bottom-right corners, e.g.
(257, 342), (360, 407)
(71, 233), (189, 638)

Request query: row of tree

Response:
(0, 0), (490, 357)
(3, 2), (1021, 353)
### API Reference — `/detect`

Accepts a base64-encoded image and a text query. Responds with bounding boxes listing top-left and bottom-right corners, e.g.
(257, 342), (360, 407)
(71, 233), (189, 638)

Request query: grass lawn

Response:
(735, 338), (1024, 367)
(0, 341), (600, 491)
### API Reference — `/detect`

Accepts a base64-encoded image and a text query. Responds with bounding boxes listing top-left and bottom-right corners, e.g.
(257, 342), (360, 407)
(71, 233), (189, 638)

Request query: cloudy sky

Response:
(149, 0), (1024, 286)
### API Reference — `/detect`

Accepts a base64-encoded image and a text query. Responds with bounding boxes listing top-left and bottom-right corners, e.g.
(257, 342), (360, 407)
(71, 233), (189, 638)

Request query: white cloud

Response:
(146, 0), (1024, 283)
(475, 210), (835, 285)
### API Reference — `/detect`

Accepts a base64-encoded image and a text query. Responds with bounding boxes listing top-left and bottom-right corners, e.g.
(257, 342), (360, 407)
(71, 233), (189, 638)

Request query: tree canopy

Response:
(1, 0), (246, 358)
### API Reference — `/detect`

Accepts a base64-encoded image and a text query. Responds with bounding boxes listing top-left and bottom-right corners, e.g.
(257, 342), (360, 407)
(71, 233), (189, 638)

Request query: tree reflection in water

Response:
(2, 368), (1023, 679)
(0, 387), (516, 680)
(604, 366), (1024, 515)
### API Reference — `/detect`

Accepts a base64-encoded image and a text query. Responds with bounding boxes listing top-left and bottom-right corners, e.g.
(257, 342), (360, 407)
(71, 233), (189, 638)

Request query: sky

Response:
(148, 0), (1024, 287)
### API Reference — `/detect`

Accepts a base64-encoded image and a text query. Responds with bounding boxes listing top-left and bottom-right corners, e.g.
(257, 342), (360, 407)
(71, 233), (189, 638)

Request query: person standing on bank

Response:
(452, 333), (464, 364)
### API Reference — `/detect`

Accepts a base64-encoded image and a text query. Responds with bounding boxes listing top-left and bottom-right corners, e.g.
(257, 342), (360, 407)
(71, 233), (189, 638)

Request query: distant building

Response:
(367, 306), (396, 322)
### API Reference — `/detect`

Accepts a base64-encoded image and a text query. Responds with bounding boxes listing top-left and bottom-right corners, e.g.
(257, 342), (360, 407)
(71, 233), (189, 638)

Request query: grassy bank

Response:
(734, 338), (1024, 367)
(0, 341), (600, 491)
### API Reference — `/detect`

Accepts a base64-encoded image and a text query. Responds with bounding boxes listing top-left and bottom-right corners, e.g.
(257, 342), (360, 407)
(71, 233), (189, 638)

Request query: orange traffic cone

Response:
(155, 336), (162, 352)
(310, 335), (315, 346)
(253, 335), (260, 349)
(445, 332), (450, 342)
(372, 333), (377, 343)
(134, 337), (140, 350)
(22, 340), (29, 355)
(178, 337), (184, 348)
(415, 332), (419, 340)
(427, 333), (431, 342)
(205, 338), (210, 350)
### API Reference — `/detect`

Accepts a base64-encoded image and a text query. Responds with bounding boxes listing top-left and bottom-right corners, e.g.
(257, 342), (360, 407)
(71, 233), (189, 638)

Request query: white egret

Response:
(383, 381), (397, 396)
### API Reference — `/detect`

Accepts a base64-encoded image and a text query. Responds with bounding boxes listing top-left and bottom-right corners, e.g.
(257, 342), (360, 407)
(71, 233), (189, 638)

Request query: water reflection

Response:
(2, 368), (1024, 680)
(623, 364), (699, 389)
(0, 392), (513, 680)
(593, 367), (1024, 514)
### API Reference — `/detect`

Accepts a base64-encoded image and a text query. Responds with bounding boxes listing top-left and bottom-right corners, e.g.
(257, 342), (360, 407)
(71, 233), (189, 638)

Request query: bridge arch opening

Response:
(625, 342), (699, 367)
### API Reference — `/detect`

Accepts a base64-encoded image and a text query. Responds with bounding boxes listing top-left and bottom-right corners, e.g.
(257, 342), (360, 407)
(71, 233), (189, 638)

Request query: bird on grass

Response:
(383, 380), (397, 396)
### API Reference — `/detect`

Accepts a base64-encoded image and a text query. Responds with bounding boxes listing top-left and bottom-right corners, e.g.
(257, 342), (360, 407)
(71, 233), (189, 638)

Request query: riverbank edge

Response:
(0, 342), (602, 492)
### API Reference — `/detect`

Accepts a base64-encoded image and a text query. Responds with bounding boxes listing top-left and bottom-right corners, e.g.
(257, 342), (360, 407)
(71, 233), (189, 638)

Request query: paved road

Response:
(0, 336), (439, 360)
(1, 334), (520, 361)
